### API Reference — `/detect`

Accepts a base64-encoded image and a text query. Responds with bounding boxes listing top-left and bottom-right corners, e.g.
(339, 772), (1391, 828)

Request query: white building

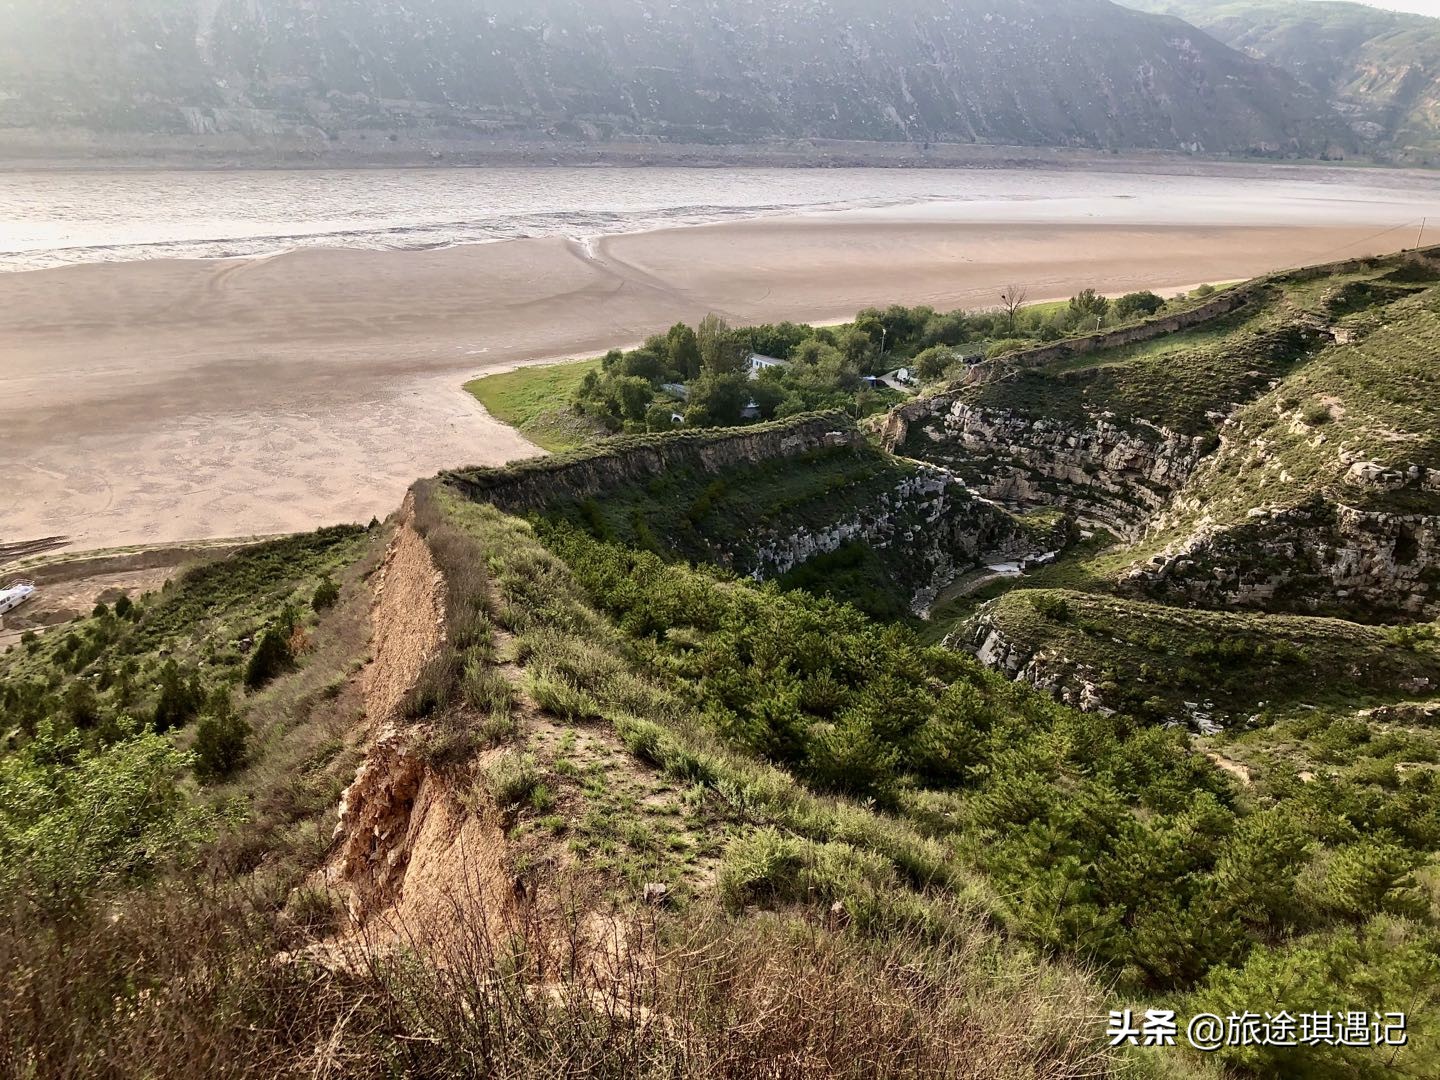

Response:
(748, 353), (790, 379)
(0, 582), (36, 616)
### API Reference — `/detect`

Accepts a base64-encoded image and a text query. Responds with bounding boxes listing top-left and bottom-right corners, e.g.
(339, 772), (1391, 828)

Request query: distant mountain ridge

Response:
(1125, 0), (1440, 164)
(0, 0), (1353, 161)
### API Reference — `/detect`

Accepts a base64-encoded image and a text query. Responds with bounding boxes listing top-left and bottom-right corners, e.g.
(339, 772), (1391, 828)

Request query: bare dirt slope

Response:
(332, 510), (534, 953)
(361, 513), (445, 726)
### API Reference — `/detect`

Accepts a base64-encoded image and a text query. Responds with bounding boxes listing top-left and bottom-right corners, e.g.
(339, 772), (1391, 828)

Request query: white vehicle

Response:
(0, 581), (36, 616)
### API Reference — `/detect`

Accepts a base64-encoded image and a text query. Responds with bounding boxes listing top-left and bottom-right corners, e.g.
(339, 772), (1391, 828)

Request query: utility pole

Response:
(1419, 218), (1429, 249)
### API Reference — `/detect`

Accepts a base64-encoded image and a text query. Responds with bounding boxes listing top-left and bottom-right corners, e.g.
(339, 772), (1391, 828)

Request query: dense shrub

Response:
(1112, 290), (1165, 320)
(192, 689), (252, 782)
(310, 576), (340, 612)
(0, 728), (213, 903)
(153, 660), (204, 732)
(243, 626), (294, 691)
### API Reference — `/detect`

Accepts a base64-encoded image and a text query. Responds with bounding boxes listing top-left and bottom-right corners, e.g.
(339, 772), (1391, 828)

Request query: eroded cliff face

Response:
(449, 413), (1068, 614)
(448, 415), (861, 514)
(879, 267), (1440, 621)
(897, 401), (1209, 538)
(872, 296), (1280, 537)
(960, 610), (1114, 715)
(1124, 502), (1440, 619)
(328, 513), (522, 945)
(749, 464), (1062, 616)
(909, 395), (1440, 620)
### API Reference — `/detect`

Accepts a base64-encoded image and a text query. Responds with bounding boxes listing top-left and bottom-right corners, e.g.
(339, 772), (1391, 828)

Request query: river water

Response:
(3, 164), (1438, 271)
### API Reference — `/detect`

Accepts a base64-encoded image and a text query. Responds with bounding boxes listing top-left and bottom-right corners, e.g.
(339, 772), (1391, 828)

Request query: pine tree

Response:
(152, 660), (202, 732)
(244, 625), (293, 690)
(193, 688), (251, 782)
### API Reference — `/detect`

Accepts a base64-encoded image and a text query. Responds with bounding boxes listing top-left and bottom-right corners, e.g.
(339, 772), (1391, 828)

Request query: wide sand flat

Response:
(0, 217), (1416, 553)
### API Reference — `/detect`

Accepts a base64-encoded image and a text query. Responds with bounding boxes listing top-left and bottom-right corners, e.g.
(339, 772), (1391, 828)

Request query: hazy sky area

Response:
(1321, 0), (1440, 14)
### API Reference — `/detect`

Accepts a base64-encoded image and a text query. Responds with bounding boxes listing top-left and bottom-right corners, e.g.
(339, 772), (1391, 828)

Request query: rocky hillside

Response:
(7, 246), (1440, 1077)
(879, 247), (1440, 732)
(0, 0), (1351, 158)
(1126, 0), (1440, 163)
(448, 412), (1065, 618)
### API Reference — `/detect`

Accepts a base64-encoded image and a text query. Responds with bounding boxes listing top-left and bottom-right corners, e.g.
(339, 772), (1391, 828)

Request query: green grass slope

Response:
(971, 588), (1440, 721)
(466, 359), (606, 452)
(445, 486), (1440, 1078)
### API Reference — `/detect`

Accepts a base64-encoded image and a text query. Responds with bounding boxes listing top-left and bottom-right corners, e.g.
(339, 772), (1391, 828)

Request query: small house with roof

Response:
(748, 353), (790, 380)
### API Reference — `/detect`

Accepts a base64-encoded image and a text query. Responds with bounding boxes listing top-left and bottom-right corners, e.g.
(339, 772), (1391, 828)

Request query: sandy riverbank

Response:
(0, 215), (1421, 555)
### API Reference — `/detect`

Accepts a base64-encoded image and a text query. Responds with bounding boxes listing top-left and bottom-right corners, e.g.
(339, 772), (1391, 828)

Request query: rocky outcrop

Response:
(893, 401), (1210, 537)
(1124, 501), (1440, 619)
(749, 464), (1063, 616)
(449, 412), (1069, 613)
(958, 609), (1113, 714)
(447, 413), (860, 514)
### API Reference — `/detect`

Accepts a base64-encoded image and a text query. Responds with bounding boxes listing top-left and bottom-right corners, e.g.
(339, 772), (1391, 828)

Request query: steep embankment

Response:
(2, 0), (1350, 159)
(871, 249), (1440, 726)
(329, 503), (544, 949)
(896, 252), (1440, 624)
(327, 494), (715, 963)
(881, 291), (1318, 537)
(1127, 268), (1440, 620)
(448, 413), (1066, 617)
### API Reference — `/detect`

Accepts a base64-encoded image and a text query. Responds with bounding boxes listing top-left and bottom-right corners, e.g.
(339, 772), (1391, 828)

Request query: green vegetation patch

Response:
(1155, 283), (1440, 533)
(465, 359), (606, 452)
(0, 524), (375, 910)
(976, 589), (1440, 722)
(513, 510), (1440, 1074)
(0, 526), (370, 744)
(958, 317), (1318, 440)
(538, 442), (954, 620)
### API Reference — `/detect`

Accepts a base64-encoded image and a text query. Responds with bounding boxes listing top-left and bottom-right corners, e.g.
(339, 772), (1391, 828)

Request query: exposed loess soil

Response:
(362, 505), (445, 727)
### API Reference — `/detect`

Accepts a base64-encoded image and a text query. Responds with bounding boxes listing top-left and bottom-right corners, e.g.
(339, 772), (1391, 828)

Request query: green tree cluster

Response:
(540, 522), (1440, 1032)
(244, 607), (299, 691)
(571, 290), (1182, 433)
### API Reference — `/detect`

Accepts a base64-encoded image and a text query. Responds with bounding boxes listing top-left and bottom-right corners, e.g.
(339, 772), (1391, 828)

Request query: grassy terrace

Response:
(960, 317), (1315, 439)
(465, 358), (603, 452)
(542, 442), (959, 621)
(978, 588), (1440, 720)
(1171, 284), (1440, 525)
(408, 482), (1117, 1074)
(542, 444), (899, 540)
